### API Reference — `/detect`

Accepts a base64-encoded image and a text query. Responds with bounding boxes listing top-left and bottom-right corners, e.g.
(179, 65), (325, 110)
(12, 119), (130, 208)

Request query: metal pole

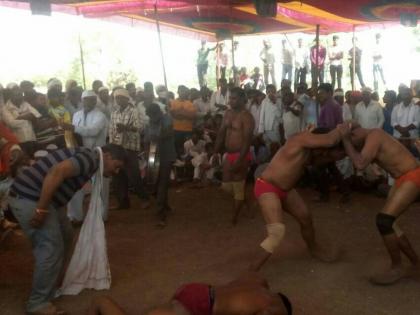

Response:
(154, 4), (168, 88)
(231, 36), (237, 86)
(216, 40), (220, 87)
(315, 24), (320, 88)
(352, 25), (356, 91)
(78, 34), (86, 90)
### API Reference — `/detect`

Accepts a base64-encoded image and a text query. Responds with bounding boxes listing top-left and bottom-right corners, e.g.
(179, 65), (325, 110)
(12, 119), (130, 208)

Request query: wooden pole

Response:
(154, 4), (168, 88)
(315, 24), (320, 88)
(78, 34), (86, 90)
(352, 25), (356, 91)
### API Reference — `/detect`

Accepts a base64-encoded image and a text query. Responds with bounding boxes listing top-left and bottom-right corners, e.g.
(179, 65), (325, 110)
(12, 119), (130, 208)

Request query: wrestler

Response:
(338, 123), (420, 285)
(215, 87), (254, 225)
(88, 272), (292, 315)
(251, 127), (344, 271)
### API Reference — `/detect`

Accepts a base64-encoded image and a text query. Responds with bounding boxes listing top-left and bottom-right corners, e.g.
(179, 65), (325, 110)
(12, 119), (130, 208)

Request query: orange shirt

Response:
(170, 99), (197, 132)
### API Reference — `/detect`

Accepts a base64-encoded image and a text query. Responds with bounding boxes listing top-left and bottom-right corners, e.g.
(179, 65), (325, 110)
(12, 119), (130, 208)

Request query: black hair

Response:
(230, 87), (246, 100)
(278, 293), (293, 315)
(266, 84), (276, 91)
(101, 144), (127, 162)
(317, 83), (333, 94)
(47, 87), (63, 99)
(384, 90), (397, 103)
(146, 103), (163, 118)
(92, 80), (103, 88)
(125, 83), (136, 90)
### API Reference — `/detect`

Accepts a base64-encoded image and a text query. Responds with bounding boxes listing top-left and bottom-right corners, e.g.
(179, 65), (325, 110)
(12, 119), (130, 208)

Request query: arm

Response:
(2, 108), (30, 128)
(214, 114), (229, 154)
(299, 128), (341, 149)
(342, 134), (379, 170)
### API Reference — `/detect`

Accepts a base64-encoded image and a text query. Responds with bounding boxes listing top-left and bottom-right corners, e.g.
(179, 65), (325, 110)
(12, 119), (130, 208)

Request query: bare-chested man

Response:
(251, 127), (343, 271)
(215, 87), (254, 225)
(338, 123), (419, 285)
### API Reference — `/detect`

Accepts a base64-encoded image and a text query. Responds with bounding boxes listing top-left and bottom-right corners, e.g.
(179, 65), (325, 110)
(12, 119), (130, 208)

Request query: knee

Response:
(376, 213), (396, 235)
(260, 223), (286, 253)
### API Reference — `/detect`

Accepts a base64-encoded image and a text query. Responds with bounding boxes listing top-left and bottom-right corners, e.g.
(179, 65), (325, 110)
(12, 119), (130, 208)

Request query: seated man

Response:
(338, 123), (420, 285)
(88, 272), (292, 315)
(252, 127), (344, 271)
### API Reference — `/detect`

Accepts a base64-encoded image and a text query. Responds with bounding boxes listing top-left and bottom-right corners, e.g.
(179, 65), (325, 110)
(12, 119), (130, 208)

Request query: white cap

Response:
(82, 90), (97, 99)
(34, 150), (49, 159)
(98, 86), (109, 93)
(46, 144), (58, 151)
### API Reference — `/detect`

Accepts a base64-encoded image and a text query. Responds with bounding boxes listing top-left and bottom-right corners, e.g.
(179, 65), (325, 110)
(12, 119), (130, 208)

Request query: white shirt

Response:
(283, 102), (302, 139)
(247, 102), (262, 135)
(260, 47), (275, 65)
(354, 101), (385, 129)
(72, 108), (108, 148)
(295, 46), (309, 69)
(184, 139), (206, 158)
(372, 42), (383, 65)
(342, 103), (354, 122)
(210, 90), (230, 115)
(282, 47), (293, 65)
(258, 96), (283, 134)
(391, 101), (420, 139)
(1, 101), (41, 142)
(329, 45), (343, 66)
(193, 98), (211, 118)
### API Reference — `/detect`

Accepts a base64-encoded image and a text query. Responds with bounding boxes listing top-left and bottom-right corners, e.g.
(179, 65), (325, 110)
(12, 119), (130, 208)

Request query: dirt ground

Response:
(1, 185), (420, 315)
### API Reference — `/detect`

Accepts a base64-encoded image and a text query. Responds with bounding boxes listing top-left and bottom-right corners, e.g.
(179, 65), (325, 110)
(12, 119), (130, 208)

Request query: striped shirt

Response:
(11, 148), (99, 207)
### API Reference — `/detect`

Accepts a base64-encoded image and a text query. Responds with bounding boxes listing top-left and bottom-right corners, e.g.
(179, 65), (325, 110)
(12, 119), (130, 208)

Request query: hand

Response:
(305, 123), (316, 133)
(61, 123), (74, 132)
(337, 123), (351, 138)
(30, 209), (49, 228)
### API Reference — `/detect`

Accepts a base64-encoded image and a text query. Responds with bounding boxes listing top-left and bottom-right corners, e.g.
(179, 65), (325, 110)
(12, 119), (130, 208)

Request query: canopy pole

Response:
(315, 24), (320, 88)
(216, 40), (220, 87)
(352, 25), (356, 91)
(78, 34), (86, 90)
(231, 36), (236, 86)
(154, 4), (168, 88)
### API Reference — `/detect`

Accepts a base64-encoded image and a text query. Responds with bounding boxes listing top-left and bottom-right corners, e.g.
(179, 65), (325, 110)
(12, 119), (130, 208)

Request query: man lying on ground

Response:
(251, 127), (344, 271)
(88, 272), (292, 315)
(338, 123), (419, 285)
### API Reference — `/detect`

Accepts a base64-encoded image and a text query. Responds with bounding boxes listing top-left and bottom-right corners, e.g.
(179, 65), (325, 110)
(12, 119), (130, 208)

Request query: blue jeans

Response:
(9, 196), (73, 312)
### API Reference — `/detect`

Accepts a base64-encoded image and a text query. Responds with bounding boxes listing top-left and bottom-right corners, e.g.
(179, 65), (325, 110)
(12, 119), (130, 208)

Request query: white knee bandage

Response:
(260, 223), (286, 253)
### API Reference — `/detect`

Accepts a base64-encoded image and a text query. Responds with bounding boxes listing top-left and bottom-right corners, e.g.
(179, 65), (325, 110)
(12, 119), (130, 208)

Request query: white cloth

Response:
(372, 42), (383, 65)
(59, 147), (111, 295)
(342, 103), (354, 122)
(258, 96), (283, 134)
(391, 101), (420, 139)
(1, 101), (41, 142)
(260, 47), (275, 65)
(210, 90), (230, 115)
(329, 45), (343, 66)
(184, 139), (206, 158)
(354, 101), (384, 129)
(282, 47), (293, 65)
(283, 102), (302, 139)
(247, 102), (262, 135)
(295, 46), (309, 69)
(72, 109), (107, 148)
(193, 98), (211, 118)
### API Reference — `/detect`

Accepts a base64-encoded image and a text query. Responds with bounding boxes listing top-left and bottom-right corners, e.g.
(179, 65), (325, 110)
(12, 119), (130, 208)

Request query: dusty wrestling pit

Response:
(1, 186), (420, 315)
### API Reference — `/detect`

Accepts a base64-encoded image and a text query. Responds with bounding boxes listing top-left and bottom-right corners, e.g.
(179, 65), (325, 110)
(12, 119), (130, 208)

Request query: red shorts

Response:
(173, 283), (214, 315)
(254, 178), (288, 200)
(226, 151), (252, 165)
(395, 167), (420, 189)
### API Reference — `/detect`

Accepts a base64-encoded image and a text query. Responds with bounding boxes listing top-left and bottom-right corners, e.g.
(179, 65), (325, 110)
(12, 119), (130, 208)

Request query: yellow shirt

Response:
(49, 105), (71, 124)
(170, 99), (197, 132)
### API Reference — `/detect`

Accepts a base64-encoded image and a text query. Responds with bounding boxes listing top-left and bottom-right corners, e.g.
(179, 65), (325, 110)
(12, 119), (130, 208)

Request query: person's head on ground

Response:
(125, 83), (136, 99)
(98, 87), (109, 104)
(68, 86), (83, 106)
(47, 88), (64, 108)
(282, 90), (294, 107)
(146, 103), (163, 124)
(92, 80), (103, 94)
(177, 85), (190, 101)
(101, 143), (127, 177)
(114, 89), (130, 109)
(82, 90), (97, 113)
(333, 89), (344, 106)
(400, 86), (413, 106)
(229, 87), (247, 111)
(266, 84), (277, 103)
(200, 86), (211, 102)
(219, 78), (228, 93)
(317, 83), (333, 106)
(383, 90), (397, 107)
(361, 87), (372, 105)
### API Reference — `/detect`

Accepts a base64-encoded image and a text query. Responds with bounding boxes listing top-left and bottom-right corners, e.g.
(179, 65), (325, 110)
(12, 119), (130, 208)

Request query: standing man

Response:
(281, 39), (293, 82)
(8, 144), (126, 315)
(294, 38), (309, 90)
(216, 43), (229, 80)
(96, 86), (112, 121)
(354, 87), (385, 129)
(328, 35), (344, 90)
(169, 85), (197, 158)
(382, 90), (397, 135)
(258, 84), (284, 148)
(251, 127), (342, 271)
(197, 40), (217, 88)
(282, 90), (303, 140)
(193, 86), (212, 126)
(62, 91), (108, 222)
(109, 88), (149, 210)
(372, 33), (387, 91)
(338, 124), (420, 285)
(348, 37), (366, 90)
(260, 40), (276, 86)
(145, 103), (176, 228)
(310, 40), (327, 87)
(247, 89), (265, 136)
(92, 80), (103, 95)
(215, 88), (254, 225)
(210, 78), (230, 115)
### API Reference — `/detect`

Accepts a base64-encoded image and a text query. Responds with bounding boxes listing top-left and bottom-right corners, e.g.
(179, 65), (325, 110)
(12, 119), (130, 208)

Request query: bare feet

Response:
(310, 244), (339, 263)
(370, 265), (408, 285)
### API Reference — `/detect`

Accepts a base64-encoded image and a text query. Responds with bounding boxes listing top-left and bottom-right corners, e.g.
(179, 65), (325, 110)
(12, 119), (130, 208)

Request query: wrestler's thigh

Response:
(382, 181), (420, 217)
(258, 192), (284, 224)
(283, 189), (311, 223)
